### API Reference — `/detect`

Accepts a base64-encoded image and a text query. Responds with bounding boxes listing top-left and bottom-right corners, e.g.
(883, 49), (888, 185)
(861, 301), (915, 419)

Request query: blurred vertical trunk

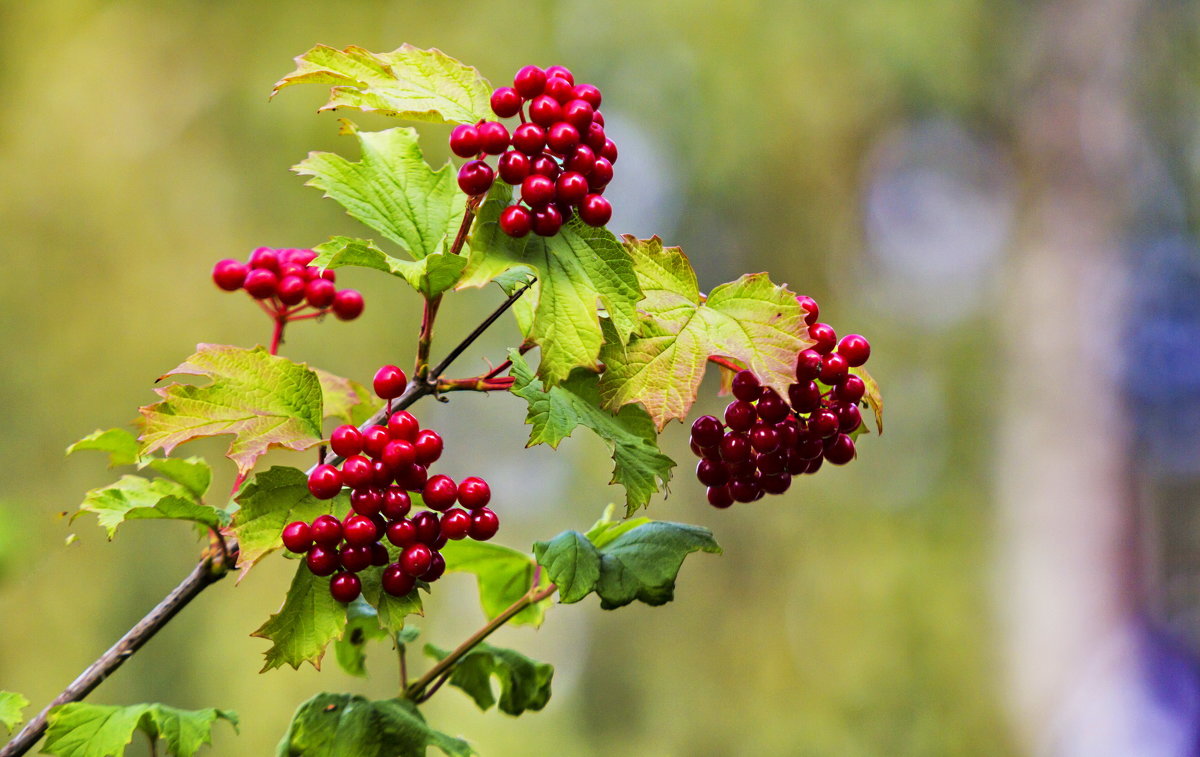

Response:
(997, 0), (1144, 752)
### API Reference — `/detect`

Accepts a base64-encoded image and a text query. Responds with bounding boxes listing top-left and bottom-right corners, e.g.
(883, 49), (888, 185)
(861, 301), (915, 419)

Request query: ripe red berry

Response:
(809, 323), (837, 354)
(837, 403), (863, 433)
(371, 543), (390, 567)
(440, 508), (472, 540)
(243, 268), (278, 299)
(330, 572), (362, 602)
(573, 83), (602, 108)
(457, 160), (495, 196)
(449, 124), (481, 158)
(311, 514), (342, 547)
(749, 423), (781, 454)
(696, 459), (730, 487)
(339, 544), (373, 572)
(531, 155), (561, 180)
(306, 545), (340, 576)
(756, 390), (791, 423)
(563, 99), (595, 130)
(811, 411), (840, 439)
(824, 433), (856, 465)
(305, 278), (337, 308)
(512, 123), (546, 155)
(422, 474), (458, 511)
(373, 365), (408, 400)
(212, 259), (248, 291)
(707, 485), (734, 509)
(499, 205), (533, 238)
(401, 543), (433, 576)
(513, 65), (547, 98)
(387, 411), (419, 442)
(761, 474), (792, 495)
(691, 415), (724, 448)
(382, 487), (412, 520)
(691, 440), (721, 460)
(818, 353), (849, 386)
(550, 172), (585, 206)
(281, 521), (312, 553)
(731, 370), (762, 402)
(835, 375), (865, 403)
(340, 455), (373, 489)
(730, 477), (763, 503)
(490, 86), (523, 118)
(795, 349), (823, 381)
(277, 275), (307, 305)
(307, 464), (343, 500)
(249, 247), (280, 271)
(757, 451), (787, 475)
(370, 459), (392, 487)
(457, 477), (491, 509)
(397, 463), (427, 491)
(382, 563), (417, 597)
(476, 121), (511, 155)
(409, 513), (439, 547)
(566, 145), (597, 175)
(720, 433), (752, 463)
(532, 204), (563, 236)
(788, 381), (822, 413)
(413, 429), (443, 466)
(332, 289), (364, 320)
(600, 139), (618, 163)
(342, 515), (379, 547)
(544, 75), (575, 103)
(579, 194), (611, 226)
(469, 508), (500, 541)
(350, 487), (383, 516)
(361, 425), (390, 458)
(386, 518), (417, 548)
(589, 158), (613, 190)
(529, 95), (563, 126)
(547, 122), (580, 153)
(796, 295), (819, 326)
(724, 401), (757, 432)
(521, 174), (556, 207)
(837, 334), (871, 367)
(545, 65), (574, 85)
(498, 150), (532, 185)
(382, 439), (416, 471)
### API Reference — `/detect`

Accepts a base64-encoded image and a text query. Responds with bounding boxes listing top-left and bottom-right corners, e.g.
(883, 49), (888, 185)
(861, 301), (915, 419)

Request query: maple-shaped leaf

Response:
(42, 702), (237, 757)
(252, 562), (347, 672)
(139, 345), (323, 477)
(313, 367), (382, 426)
(272, 44), (492, 126)
(598, 237), (811, 428)
(0, 691), (28, 735)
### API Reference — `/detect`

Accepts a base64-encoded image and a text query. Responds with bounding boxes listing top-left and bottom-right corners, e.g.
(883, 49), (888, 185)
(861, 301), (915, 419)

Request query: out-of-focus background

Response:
(3, 1), (1199, 755)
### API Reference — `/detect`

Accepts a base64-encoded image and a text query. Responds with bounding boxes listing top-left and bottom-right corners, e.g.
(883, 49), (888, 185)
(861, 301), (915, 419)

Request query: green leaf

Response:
(509, 352), (675, 514)
(297, 124), (465, 261)
(312, 236), (467, 299)
(42, 702), (237, 757)
(139, 344), (324, 477)
(273, 44), (492, 126)
(358, 561), (424, 632)
(144, 457), (212, 500)
(439, 540), (549, 627)
(582, 505), (651, 549)
(66, 428), (142, 467)
(0, 691), (28, 735)
(534, 516), (721, 609)
(77, 475), (225, 540)
(423, 642), (553, 716)
(252, 563), (348, 672)
(461, 188), (642, 385)
(598, 237), (811, 429)
(851, 365), (884, 435)
(276, 693), (474, 757)
(314, 368), (382, 426)
(333, 600), (389, 678)
(231, 467), (344, 580)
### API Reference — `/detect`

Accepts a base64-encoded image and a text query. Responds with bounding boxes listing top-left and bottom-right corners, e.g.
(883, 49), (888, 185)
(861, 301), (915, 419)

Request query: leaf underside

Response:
(276, 693), (474, 757)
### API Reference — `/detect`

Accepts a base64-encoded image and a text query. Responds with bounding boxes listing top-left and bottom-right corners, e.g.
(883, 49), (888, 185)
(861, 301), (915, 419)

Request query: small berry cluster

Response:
(450, 65), (617, 238)
(689, 296), (872, 508)
(211, 247), (364, 321)
(284, 365), (499, 603)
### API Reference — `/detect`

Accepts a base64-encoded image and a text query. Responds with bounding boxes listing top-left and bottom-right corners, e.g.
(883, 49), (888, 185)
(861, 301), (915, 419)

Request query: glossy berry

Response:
(361, 425), (390, 458)
(731, 370), (763, 402)
(306, 545), (340, 576)
(339, 455), (373, 489)
(838, 403), (863, 433)
(566, 144), (597, 175)
(585, 122), (607, 151)
(370, 459), (392, 487)
(386, 519), (417, 548)
(498, 150), (531, 185)
(521, 174), (556, 207)
(382, 439), (416, 471)
(477, 121), (511, 154)
(327, 426), (363, 461)
(249, 247), (280, 271)
(788, 381), (822, 413)
(513, 65), (547, 98)
(382, 486), (412, 520)
(373, 365), (408, 400)
(556, 172), (589, 205)
(564, 100), (595, 130)
(212, 259), (248, 291)
(243, 268), (277, 299)
(691, 415), (724, 447)
(810, 410), (840, 439)
(529, 95), (563, 126)
(457, 160), (495, 196)
(600, 139), (618, 163)
(696, 459), (730, 487)
(339, 545), (373, 572)
(762, 474), (792, 495)
(795, 350), (823, 381)
(707, 485), (734, 509)
(500, 205), (533, 238)
(490, 86), (523, 118)
(757, 390), (790, 423)
(387, 411), (419, 442)
(350, 487), (383, 516)
(401, 543), (433, 577)
(342, 515), (378, 547)
(397, 463), (428, 491)
(307, 464), (343, 500)
(531, 155), (561, 179)
(589, 158), (614, 190)
(724, 400), (756, 432)
(449, 124), (481, 157)
(809, 323), (837, 354)
(838, 334), (871, 367)
(421, 552), (447, 582)
(330, 572), (362, 603)
(512, 123), (546, 154)
(310, 514), (342, 546)
(730, 477), (763, 503)
(531, 205), (563, 236)
(281, 521), (312, 553)
(457, 476), (491, 509)
(547, 121), (580, 153)
(573, 83), (602, 108)
(440, 508), (472, 540)
(545, 65), (574, 84)
(749, 423), (781, 454)
(382, 563), (417, 597)
(720, 434), (753, 464)
(277, 275), (307, 305)
(413, 429), (443, 465)
(411, 511), (441, 545)
(422, 474), (458, 511)
(835, 375), (866, 403)
(469, 508), (500, 541)
(796, 295), (819, 325)
(305, 278), (337, 308)
(579, 194), (612, 227)
(818, 353), (849, 385)
(544, 75), (575, 103)
(824, 433), (856, 465)
(332, 289), (364, 320)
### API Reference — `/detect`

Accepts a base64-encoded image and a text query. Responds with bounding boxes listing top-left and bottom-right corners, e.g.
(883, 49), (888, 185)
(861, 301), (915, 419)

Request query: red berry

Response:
(544, 75), (575, 103)
(811, 411), (839, 439)
(761, 474), (792, 495)
(305, 278), (337, 308)
(757, 451), (787, 475)
(837, 403), (863, 433)
(513, 65), (547, 98)
(818, 353), (849, 386)
(307, 465), (343, 499)
(696, 459), (730, 487)
(497, 150), (531, 185)
(545, 65), (574, 85)
(243, 268), (278, 299)
(382, 487), (412, 520)
(457, 160), (494, 196)
(371, 542), (390, 566)
(386, 518), (417, 548)
(382, 563), (417, 596)
(796, 295), (819, 326)
(756, 389), (790, 423)
(563, 99), (595, 130)
(249, 247), (280, 271)
(340, 455), (374, 489)
(809, 323), (837, 354)
(373, 365), (408, 400)
(720, 434), (752, 463)
(306, 545), (340, 576)
(387, 411), (419, 442)
(477, 121), (511, 155)
(361, 425), (390, 458)
(566, 145), (597, 175)
(521, 174), (556, 208)
(585, 123), (607, 151)
(212, 259), (248, 291)
(788, 381), (821, 413)
(795, 349), (823, 381)
(707, 485), (734, 509)
(277, 275), (307, 305)
(281, 521), (312, 553)
(499, 205), (533, 238)
(413, 429), (443, 466)
(342, 515), (379, 547)
(589, 158), (613, 190)
(556, 172), (589, 205)
(691, 440), (721, 460)
(512, 123), (546, 155)
(382, 439), (416, 471)
(529, 95), (563, 126)
(573, 83), (602, 108)
(397, 463), (427, 491)
(422, 474), (458, 512)
(578, 194), (611, 227)
(531, 205), (563, 236)
(730, 477), (762, 503)
(330, 572), (362, 602)
(724, 401), (757, 432)
(469, 508), (500, 541)
(749, 423), (781, 454)
(401, 543), (433, 576)
(370, 459), (392, 487)
(332, 289), (364, 320)
(490, 87), (523, 118)
(311, 514), (342, 547)
(531, 155), (561, 180)
(600, 139), (618, 163)
(339, 544), (373, 572)
(350, 488), (383, 516)
(457, 476), (491, 509)
(837, 335), (871, 367)
(729, 459), (757, 478)
(824, 434), (856, 465)
(411, 511), (441, 545)
(421, 551), (447, 582)
(731, 370), (762, 402)
(440, 508), (471, 540)
(319, 268), (336, 282)
(691, 415), (724, 448)
(547, 122), (580, 153)
(449, 124), (481, 158)
(835, 375), (866, 403)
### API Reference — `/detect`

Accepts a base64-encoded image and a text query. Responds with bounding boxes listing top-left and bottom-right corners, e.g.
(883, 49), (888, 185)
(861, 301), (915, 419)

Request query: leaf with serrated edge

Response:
(231, 467), (344, 580)
(273, 44), (492, 126)
(593, 521), (722, 609)
(334, 600), (388, 678)
(532, 532), (599, 603)
(312, 236), (467, 299)
(439, 540), (549, 627)
(252, 563), (347, 672)
(0, 691), (28, 735)
(297, 124), (465, 261)
(144, 457), (212, 499)
(850, 365), (884, 434)
(424, 642), (553, 716)
(77, 475), (224, 540)
(314, 367), (383, 426)
(358, 558), (425, 632)
(277, 693), (475, 757)
(510, 352), (675, 514)
(42, 702), (237, 757)
(139, 344), (323, 477)
(66, 428), (141, 467)
(599, 237), (810, 429)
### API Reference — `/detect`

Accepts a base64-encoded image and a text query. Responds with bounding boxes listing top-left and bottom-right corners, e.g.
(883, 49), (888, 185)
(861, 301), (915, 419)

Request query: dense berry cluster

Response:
(285, 365), (499, 603)
(689, 296), (873, 508)
(450, 65), (617, 238)
(211, 247), (364, 321)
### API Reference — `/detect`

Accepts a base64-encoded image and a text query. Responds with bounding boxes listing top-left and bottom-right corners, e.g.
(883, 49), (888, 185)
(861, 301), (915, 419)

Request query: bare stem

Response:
(269, 315), (286, 356)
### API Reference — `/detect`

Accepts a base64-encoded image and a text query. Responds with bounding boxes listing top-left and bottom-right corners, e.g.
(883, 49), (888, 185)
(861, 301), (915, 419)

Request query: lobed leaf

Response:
(333, 600), (389, 678)
(252, 563), (348, 672)
(276, 693), (474, 757)
(66, 428), (142, 467)
(312, 236), (467, 299)
(273, 44), (492, 126)
(42, 702), (237, 757)
(358, 559), (425, 632)
(77, 475), (224, 540)
(439, 540), (550, 627)
(314, 368), (382, 426)
(423, 642), (553, 716)
(509, 351), (675, 514)
(0, 691), (28, 735)
(230, 467), (344, 580)
(139, 344), (324, 477)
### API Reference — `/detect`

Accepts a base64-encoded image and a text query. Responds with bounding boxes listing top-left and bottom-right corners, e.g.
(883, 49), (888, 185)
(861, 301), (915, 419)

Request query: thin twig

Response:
(429, 278), (536, 380)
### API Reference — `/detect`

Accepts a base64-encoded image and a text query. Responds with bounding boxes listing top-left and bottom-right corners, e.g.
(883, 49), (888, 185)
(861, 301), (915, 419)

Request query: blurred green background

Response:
(4, 1), (1192, 755)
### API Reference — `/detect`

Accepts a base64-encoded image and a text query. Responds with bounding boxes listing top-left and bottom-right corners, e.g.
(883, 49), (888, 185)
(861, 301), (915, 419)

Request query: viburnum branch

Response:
(428, 278), (536, 382)
(414, 197), (481, 383)
(435, 376), (515, 393)
(269, 314), (286, 355)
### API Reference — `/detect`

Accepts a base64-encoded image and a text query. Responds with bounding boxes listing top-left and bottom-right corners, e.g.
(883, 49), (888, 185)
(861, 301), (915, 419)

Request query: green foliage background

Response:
(0, 1), (1055, 754)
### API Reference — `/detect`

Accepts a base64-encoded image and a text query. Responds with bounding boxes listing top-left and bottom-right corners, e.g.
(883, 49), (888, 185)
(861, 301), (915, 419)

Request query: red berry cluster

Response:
(450, 65), (617, 238)
(211, 247), (364, 321)
(689, 296), (872, 508)
(285, 365), (499, 603)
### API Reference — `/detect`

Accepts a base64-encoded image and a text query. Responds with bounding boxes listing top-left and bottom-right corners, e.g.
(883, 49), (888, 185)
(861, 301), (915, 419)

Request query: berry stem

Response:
(707, 355), (745, 373)
(398, 638), (409, 693)
(413, 197), (480, 383)
(269, 314), (286, 356)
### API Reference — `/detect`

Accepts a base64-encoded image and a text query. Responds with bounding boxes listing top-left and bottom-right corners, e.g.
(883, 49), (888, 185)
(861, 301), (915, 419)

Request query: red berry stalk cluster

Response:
(689, 296), (872, 509)
(284, 365), (500, 603)
(450, 64), (617, 238)
(211, 247), (364, 321)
